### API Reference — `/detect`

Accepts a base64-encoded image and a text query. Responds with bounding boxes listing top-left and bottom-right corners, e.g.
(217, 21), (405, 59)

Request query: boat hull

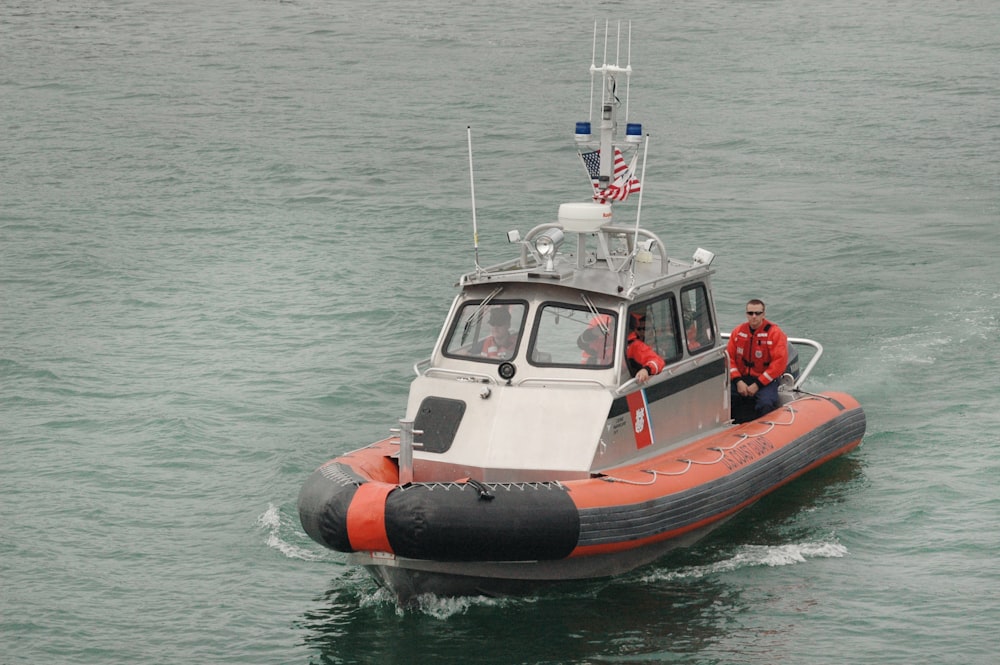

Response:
(298, 392), (865, 602)
(349, 514), (731, 602)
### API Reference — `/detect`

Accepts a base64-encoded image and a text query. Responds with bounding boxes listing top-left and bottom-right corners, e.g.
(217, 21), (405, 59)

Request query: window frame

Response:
(441, 299), (530, 363)
(627, 293), (683, 365)
(527, 301), (619, 369)
(680, 282), (716, 355)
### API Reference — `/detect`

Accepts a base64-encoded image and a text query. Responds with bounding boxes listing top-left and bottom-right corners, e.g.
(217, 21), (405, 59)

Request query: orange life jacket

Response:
(726, 319), (788, 386)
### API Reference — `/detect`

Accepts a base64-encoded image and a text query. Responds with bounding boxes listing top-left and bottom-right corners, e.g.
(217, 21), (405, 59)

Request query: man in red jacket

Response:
(726, 299), (788, 423)
(625, 312), (665, 384)
(576, 311), (664, 384)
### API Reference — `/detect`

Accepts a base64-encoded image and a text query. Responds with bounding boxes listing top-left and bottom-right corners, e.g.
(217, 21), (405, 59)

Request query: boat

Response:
(297, 22), (866, 605)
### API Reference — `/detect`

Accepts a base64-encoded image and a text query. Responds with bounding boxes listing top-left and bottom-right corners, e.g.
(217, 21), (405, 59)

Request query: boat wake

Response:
(361, 588), (522, 619)
(640, 540), (848, 583)
(257, 503), (328, 561)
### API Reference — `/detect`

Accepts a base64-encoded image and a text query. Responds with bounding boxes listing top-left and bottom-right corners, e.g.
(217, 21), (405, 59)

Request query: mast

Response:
(576, 20), (644, 206)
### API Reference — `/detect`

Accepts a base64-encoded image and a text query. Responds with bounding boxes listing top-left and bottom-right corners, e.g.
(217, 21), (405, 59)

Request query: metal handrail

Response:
(614, 377), (640, 395)
(516, 376), (608, 389)
(612, 348), (726, 397)
(787, 336), (823, 389)
(415, 358), (495, 384)
(418, 365), (497, 384)
(719, 333), (823, 390)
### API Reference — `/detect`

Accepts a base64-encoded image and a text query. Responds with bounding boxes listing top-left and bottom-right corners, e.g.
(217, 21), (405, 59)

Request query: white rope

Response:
(597, 399), (811, 486)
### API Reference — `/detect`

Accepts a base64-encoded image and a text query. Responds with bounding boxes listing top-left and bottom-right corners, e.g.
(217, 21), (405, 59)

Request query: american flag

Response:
(580, 148), (641, 203)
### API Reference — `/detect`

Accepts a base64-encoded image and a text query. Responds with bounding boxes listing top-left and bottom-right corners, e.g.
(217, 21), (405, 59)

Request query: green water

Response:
(2, 1), (998, 663)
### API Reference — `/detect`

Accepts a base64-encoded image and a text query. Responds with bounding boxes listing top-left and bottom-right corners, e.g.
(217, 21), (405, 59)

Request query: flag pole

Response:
(467, 126), (482, 271)
(632, 133), (650, 250)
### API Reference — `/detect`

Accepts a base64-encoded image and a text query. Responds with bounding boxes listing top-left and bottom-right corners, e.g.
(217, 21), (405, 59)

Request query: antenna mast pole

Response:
(633, 133), (650, 246)
(467, 126), (482, 271)
(588, 22), (597, 124)
(624, 21), (632, 124)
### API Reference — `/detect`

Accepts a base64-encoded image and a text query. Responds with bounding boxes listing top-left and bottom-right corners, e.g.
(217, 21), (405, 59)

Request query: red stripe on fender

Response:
(626, 390), (654, 449)
(346, 483), (394, 553)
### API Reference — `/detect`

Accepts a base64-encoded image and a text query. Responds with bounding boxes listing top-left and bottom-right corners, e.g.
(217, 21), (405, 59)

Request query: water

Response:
(2, 1), (998, 663)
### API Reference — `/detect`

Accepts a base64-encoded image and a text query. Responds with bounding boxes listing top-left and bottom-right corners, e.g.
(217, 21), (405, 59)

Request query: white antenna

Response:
(632, 133), (650, 247)
(466, 126), (482, 271)
(602, 18), (610, 65)
(624, 21), (632, 124)
(588, 21), (597, 124)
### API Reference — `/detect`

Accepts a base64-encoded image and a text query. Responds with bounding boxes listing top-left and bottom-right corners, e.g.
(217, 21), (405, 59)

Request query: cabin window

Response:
(443, 300), (528, 362)
(680, 283), (715, 353)
(628, 295), (682, 364)
(529, 303), (618, 368)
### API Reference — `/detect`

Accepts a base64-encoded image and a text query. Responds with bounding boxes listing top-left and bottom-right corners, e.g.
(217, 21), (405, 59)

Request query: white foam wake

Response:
(357, 586), (520, 618)
(642, 540), (848, 583)
(257, 503), (327, 561)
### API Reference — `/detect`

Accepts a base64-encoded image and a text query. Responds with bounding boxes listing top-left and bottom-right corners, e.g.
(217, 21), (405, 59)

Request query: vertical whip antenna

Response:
(632, 133), (650, 247)
(602, 18), (609, 62)
(624, 21), (633, 123)
(588, 21), (598, 124)
(467, 126), (482, 271)
(615, 20), (622, 66)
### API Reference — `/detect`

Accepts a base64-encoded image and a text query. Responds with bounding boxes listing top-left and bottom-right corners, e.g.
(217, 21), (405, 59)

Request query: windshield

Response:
(442, 300), (619, 368)
(530, 303), (617, 368)
(443, 301), (527, 362)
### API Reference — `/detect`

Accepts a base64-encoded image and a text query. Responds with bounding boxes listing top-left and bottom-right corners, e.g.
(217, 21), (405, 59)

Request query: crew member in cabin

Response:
(577, 311), (665, 383)
(577, 313), (614, 365)
(480, 307), (517, 359)
(625, 311), (665, 384)
(726, 299), (788, 423)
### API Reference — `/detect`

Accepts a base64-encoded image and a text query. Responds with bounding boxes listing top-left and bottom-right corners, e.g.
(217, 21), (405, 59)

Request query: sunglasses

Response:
(746, 310), (764, 316)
